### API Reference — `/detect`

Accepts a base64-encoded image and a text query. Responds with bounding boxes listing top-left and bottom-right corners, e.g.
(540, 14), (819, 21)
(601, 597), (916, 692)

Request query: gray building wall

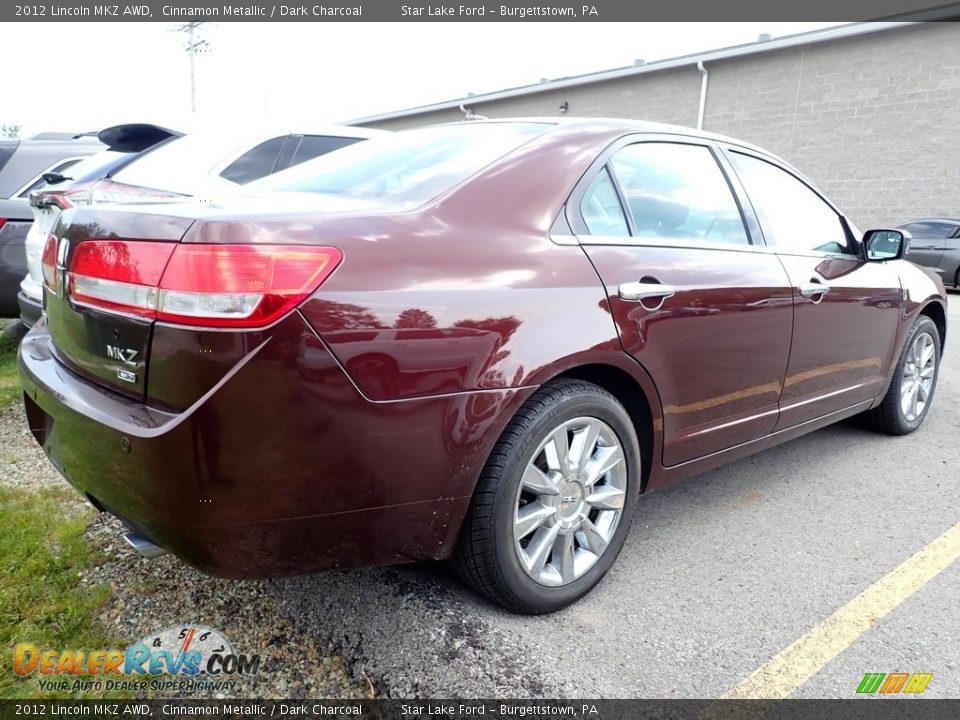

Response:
(360, 23), (960, 230)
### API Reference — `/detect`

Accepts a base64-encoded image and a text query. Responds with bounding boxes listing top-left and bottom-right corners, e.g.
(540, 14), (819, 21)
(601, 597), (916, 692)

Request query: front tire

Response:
(861, 315), (941, 435)
(453, 379), (642, 614)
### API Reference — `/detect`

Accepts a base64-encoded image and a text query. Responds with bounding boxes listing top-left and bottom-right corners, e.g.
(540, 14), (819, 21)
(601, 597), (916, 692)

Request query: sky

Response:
(1, 22), (840, 136)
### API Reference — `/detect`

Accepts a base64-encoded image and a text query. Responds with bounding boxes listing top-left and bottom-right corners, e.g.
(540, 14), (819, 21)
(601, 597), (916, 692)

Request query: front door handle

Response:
(799, 280), (830, 298)
(618, 281), (675, 302)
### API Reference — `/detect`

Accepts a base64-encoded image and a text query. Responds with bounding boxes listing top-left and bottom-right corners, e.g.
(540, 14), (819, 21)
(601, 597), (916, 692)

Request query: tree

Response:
(395, 308), (437, 329)
(0, 124), (21, 140)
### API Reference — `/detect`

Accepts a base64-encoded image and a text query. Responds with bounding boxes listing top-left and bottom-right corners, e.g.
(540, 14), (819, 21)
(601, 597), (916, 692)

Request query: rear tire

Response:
(453, 379), (641, 614)
(859, 315), (940, 435)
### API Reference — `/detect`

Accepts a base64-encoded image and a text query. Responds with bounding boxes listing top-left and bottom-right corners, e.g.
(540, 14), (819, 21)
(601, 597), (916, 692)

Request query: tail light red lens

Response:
(66, 241), (342, 328)
(41, 234), (59, 292)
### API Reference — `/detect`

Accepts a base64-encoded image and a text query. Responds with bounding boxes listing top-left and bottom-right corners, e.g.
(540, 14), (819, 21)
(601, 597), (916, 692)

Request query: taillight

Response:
(66, 241), (342, 328)
(41, 234), (59, 292)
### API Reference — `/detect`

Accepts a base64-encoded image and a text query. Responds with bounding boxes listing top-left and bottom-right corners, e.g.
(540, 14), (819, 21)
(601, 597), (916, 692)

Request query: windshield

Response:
(254, 122), (552, 203)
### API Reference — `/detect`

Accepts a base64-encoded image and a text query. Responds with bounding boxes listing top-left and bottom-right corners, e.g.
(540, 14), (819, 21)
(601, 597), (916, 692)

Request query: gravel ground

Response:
(0, 329), (372, 700)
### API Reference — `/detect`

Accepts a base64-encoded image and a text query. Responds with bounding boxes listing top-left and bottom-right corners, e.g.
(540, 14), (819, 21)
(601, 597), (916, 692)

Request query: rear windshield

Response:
(254, 122), (551, 203)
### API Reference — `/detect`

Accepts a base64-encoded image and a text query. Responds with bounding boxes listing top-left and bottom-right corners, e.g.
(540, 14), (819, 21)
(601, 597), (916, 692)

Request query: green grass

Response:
(0, 326), (20, 409)
(0, 327), (125, 699)
(0, 486), (122, 699)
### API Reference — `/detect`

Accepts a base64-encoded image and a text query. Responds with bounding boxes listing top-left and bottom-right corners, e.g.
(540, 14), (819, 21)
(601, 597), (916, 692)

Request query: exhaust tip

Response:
(123, 531), (168, 559)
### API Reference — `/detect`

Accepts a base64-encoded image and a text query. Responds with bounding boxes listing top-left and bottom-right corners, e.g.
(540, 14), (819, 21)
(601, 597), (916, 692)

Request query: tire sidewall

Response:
(891, 317), (941, 432)
(488, 391), (641, 613)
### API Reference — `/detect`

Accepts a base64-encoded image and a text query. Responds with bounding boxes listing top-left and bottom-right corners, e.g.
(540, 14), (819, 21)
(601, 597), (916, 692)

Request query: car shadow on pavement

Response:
(267, 418), (903, 699)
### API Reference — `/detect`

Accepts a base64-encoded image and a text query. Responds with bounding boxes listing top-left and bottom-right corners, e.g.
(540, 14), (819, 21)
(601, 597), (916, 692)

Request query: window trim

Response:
(565, 133), (762, 252)
(719, 144), (859, 259)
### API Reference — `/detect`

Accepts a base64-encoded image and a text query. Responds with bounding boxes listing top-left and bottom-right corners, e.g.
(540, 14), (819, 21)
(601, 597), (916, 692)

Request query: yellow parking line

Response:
(723, 522), (960, 699)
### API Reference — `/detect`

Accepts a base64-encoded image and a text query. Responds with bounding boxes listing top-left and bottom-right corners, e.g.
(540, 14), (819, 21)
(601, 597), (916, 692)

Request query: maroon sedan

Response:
(18, 120), (946, 613)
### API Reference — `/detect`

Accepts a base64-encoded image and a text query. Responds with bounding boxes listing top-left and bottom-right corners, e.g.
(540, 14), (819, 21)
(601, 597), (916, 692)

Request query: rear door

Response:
(723, 148), (902, 429)
(901, 220), (956, 284)
(571, 136), (794, 467)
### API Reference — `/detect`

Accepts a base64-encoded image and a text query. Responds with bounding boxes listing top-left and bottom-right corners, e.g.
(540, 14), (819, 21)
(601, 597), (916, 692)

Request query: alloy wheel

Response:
(513, 416), (628, 587)
(900, 331), (937, 422)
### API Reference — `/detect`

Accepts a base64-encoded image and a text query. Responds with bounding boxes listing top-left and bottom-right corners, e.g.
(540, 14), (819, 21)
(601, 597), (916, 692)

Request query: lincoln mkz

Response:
(18, 120), (946, 613)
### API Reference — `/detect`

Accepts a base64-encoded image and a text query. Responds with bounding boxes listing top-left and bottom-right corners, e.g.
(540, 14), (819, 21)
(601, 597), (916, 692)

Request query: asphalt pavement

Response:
(269, 294), (960, 699)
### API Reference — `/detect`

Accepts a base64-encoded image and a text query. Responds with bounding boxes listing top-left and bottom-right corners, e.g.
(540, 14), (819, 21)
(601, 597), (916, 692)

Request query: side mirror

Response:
(863, 229), (909, 261)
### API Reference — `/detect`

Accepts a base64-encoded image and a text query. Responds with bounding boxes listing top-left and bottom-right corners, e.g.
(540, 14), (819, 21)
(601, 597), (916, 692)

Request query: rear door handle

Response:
(618, 281), (675, 302)
(799, 280), (830, 298)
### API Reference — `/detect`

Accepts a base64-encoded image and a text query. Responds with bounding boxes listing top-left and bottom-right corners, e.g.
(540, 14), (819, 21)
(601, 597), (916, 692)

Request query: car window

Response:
(17, 157), (83, 197)
(899, 221), (957, 239)
(729, 151), (850, 255)
(219, 135), (287, 184)
(291, 135), (363, 167)
(609, 143), (749, 246)
(255, 122), (551, 204)
(580, 167), (629, 237)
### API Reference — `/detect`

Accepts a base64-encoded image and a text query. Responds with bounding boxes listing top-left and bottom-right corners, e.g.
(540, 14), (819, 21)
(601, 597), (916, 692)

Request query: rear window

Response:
(255, 122), (551, 203)
(292, 135), (362, 166)
(219, 135), (287, 184)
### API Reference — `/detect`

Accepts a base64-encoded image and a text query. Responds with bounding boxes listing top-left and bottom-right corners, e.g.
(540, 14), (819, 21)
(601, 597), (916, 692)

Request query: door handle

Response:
(798, 280), (830, 298)
(618, 280), (675, 302)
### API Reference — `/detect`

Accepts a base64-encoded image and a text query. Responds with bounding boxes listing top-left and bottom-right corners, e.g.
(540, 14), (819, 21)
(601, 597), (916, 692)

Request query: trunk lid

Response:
(44, 208), (195, 400)
(42, 195), (366, 402)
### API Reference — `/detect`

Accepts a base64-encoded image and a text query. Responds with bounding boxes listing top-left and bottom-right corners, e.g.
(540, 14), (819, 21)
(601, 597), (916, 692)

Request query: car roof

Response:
(898, 218), (960, 225)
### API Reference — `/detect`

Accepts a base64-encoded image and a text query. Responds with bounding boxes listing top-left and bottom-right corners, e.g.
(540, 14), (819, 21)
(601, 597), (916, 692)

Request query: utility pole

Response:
(174, 22), (209, 114)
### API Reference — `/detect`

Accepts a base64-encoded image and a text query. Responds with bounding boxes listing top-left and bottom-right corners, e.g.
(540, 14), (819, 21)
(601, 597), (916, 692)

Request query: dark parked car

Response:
(898, 218), (960, 289)
(0, 133), (105, 316)
(18, 120), (946, 613)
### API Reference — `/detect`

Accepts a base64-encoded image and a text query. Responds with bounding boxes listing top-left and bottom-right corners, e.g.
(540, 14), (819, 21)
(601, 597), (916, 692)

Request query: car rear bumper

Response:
(17, 290), (41, 328)
(17, 312), (528, 578)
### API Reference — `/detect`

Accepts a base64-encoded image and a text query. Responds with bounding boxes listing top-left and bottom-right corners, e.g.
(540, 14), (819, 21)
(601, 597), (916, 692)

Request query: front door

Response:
(572, 139), (794, 467)
(724, 149), (902, 429)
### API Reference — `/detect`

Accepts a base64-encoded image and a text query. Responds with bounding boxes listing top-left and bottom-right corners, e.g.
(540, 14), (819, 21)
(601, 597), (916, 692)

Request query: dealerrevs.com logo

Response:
(13, 625), (262, 694)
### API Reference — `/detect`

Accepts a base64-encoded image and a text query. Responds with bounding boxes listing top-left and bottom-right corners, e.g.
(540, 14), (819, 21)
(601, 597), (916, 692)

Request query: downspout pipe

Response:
(697, 61), (708, 130)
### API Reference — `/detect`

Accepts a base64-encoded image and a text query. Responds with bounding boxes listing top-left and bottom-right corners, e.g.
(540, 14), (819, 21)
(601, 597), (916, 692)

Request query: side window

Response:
(729, 151), (849, 255)
(580, 167), (629, 237)
(17, 158), (83, 197)
(219, 136), (287, 184)
(609, 142), (749, 245)
(900, 221), (956, 239)
(292, 135), (363, 167)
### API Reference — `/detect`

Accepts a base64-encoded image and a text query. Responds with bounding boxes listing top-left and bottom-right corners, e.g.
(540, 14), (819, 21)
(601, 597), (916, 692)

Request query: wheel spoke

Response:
(920, 364), (935, 379)
(910, 386), (920, 420)
(513, 415), (630, 587)
(523, 524), (560, 575)
(918, 382), (930, 403)
(543, 427), (571, 474)
(584, 444), (624, 486)
(555, 531), (577, 583)
(569, 421), (601, 475)
(577, 518), (608, 556)
(920, 339), (935, 366)
(515, 502), (555, 541)
(521, 464), (559, 496)
(586, 485), (626, 510)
